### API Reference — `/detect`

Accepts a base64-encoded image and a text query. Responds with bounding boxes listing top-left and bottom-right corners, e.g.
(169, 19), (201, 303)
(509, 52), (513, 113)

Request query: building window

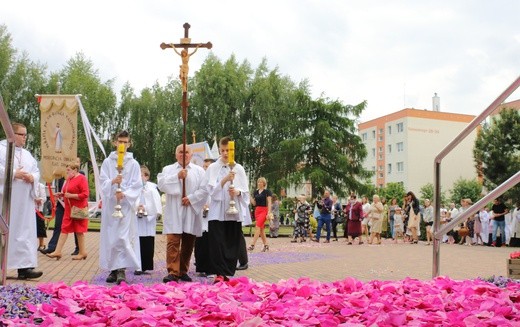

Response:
(379, 172), (383, 178)
(378, 154), (383, 160)
(362, 133), (367, 141)
(397, 122), (404, 133)
(388, 126), (392, 135)
(387, 163), (392, 174)
(379, 128), (383, 135)
(379, 146), (383, 153)
(387, 144), (392, 154)
(379, 165), (383, 171)
(397, 162), (404, 172)
(372, 166), (376, 172)
(378, 135), (383, 141)
(372, 130), (376, 139)
(372, 148), (376, 157)
(397, 142), (404, 152)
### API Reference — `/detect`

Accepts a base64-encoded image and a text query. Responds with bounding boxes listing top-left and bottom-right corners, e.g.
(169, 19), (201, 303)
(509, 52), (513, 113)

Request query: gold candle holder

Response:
(226, 141), (239, 215)
(112, 166), (124, 218)
(112, 143), (125, 218)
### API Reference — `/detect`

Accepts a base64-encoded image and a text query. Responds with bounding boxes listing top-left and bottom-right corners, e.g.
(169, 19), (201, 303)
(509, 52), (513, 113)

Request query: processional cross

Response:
(161, 23), (212, 196)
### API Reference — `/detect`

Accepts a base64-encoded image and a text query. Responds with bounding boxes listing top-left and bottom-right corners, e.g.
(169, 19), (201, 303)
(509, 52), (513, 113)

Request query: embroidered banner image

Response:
(39, 95), (78, 183)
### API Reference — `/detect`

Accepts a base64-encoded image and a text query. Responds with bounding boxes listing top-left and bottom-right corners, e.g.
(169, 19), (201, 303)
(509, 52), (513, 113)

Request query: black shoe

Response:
(163, 274), (179, 283)
(236, 263), (248, 270)
(116, 269), (126, 285)
(71, 249), (79, 256)
(179, 273), (193, 282)
(17, 268), (43, 280)
(40, 248), (55, 255)
(106, 270), (118, 283)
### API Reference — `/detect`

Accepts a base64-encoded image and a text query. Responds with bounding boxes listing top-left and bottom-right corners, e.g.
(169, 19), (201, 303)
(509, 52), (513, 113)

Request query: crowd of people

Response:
(2, 123), (519, 285)
(286, 191), (520, 248)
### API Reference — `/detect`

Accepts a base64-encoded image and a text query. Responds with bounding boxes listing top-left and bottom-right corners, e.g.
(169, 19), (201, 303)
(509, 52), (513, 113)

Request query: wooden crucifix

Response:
(160, 23), (212, 197)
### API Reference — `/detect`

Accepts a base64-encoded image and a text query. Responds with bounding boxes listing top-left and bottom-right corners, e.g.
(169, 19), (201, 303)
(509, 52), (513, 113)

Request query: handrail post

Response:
(0, 95), (15, 285)
(432, 75), (520, 278)
(433, 162), (441, 277)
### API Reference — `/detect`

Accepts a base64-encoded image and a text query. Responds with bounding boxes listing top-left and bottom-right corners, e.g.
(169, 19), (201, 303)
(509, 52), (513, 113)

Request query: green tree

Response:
(0, 25), (15, 85)
(191, 53), (251, 144)
(419, 183), (448, 207)
(474, 108), (520, 202)
(191, 55), (305, 193)
(124, 79), (183, 178)
(450, 178), (482, 204)
(379, 182), (406, 206)
(273, 93), (371, 198)
(241, 60), (302, 192)
(0, 25), (48, 155)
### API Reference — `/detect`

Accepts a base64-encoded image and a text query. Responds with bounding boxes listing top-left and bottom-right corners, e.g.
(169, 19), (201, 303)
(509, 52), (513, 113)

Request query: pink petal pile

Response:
(4, 276), (520, 326)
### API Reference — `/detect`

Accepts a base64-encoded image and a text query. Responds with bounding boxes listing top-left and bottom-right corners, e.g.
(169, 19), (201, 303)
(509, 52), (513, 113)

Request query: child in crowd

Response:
(135, 165), (162, 275)
(393, 207), (405, 243)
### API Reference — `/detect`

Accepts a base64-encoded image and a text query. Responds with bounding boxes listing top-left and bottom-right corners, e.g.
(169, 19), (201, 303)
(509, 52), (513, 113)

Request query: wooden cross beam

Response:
(160, 23), (213, 50)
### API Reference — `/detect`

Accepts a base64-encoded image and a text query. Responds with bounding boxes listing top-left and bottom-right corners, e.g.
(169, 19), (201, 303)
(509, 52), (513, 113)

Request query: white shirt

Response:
(99, 151), (142, 271)
(203, 159), (251, 223)
(135, 181), (162, 237)
(0, 140), (40, 269)
(158, 162), (206, 236)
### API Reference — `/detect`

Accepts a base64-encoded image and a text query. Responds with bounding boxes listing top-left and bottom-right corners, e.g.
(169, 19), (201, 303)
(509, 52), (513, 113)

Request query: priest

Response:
(0, 123), (43, 279)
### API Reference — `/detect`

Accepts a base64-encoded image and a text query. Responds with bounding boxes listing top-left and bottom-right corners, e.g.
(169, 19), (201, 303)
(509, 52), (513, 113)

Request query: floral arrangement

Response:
(510, 251), (520, 259)
(1, 276), (519, 326)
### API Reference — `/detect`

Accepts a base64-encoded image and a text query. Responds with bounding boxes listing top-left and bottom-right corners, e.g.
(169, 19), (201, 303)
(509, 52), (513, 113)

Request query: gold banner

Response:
(39, 95), (78, 183)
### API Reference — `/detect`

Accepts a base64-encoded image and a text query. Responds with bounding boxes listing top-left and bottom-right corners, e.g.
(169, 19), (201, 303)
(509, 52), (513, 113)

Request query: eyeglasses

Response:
(15, 133), (27, 137)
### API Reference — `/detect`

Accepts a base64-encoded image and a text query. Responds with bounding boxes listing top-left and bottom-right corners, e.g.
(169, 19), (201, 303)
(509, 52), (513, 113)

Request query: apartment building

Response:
(359, 107), (478, 193)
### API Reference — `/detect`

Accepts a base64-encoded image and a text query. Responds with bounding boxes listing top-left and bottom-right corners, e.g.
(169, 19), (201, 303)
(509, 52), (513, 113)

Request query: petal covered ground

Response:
(1, 276), (520, 326)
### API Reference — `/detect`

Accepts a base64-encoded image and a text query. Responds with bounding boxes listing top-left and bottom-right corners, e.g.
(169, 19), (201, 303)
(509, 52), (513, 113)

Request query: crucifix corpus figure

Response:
(160, 23), (212, 197)
(160, 23), (213, 93)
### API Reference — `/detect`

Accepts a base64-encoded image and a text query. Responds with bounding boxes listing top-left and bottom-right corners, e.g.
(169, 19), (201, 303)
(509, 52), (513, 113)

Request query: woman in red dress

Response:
(46, 163), (90, 260)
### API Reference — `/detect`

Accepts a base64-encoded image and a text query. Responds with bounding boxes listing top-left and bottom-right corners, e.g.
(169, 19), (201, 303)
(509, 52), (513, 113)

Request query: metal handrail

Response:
(436, 171), (520, 235)
(432, 75), (520, 278)
(0, 95), (15, 285)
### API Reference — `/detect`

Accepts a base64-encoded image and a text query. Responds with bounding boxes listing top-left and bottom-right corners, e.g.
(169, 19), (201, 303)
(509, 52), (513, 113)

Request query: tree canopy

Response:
(474, 108), (520, 203)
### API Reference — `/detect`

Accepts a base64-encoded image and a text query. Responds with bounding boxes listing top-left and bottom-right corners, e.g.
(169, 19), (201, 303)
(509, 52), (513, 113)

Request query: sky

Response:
(2, 0), (520, 123)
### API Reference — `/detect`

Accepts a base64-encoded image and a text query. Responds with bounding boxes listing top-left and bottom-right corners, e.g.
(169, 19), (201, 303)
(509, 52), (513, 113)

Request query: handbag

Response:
(68, 198), (89, 219)
(458, 226), (469, 237)
(71, 205), (89, 219)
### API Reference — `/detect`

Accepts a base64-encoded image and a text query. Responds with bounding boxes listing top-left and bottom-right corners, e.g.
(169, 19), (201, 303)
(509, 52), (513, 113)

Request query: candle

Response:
(228, 141), (235, 165)
(116, 143), (125, 167)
